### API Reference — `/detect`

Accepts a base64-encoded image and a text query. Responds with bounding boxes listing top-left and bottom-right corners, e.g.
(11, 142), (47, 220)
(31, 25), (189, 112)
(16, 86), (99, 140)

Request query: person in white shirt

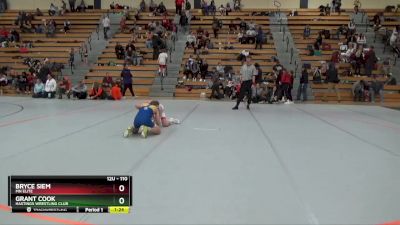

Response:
(157, 49), (168, 76)
(102, 16), (110, 39)
(186, 32), (196, 48)
(356, 33), (367, 46)
(45, 74), (57, 98)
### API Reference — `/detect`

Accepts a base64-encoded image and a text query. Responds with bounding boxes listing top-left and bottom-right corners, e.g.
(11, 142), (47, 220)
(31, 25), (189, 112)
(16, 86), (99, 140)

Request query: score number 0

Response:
(118, 184), (126, 205)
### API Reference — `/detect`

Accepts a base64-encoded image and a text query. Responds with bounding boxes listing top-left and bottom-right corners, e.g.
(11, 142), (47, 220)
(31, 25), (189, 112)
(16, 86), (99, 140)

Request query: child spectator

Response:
(89, 82), (106, 100)
(109, 83), (122, 100)
(72, 80), (87, 99)
(44, 74), (57, 98)
(57, 76), (71, 99)
(32, 79), (44, 98)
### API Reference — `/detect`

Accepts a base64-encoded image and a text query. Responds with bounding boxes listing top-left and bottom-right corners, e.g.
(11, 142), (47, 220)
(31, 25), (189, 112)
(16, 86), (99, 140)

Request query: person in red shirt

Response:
(57, 76), (72, 99)
(280, 69), (293, 103)
(162, 15), (172, 30)
(0, 26), (9, 38)
(89, 82), (106, 100)
(175, 0), (184, 15)
(109, 83), (122, 100)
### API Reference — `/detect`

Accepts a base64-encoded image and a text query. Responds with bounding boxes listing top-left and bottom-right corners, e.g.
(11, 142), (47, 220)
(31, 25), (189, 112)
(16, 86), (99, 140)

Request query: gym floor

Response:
(0, 97), (399, 225)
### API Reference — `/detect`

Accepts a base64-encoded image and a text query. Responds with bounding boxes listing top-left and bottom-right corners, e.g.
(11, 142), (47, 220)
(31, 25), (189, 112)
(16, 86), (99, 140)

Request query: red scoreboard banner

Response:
(8, 176), (132, 213)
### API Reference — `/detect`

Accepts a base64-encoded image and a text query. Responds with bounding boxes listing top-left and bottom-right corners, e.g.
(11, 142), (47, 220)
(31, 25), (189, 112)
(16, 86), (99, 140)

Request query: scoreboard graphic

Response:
(8, 176), (132, 213)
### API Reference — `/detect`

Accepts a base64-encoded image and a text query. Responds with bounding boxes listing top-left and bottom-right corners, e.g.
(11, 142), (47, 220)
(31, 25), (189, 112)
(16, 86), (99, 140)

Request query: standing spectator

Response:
(102, 15), (110, 40)
(348, 20), (356, 36)
(35, 8), (43, 16)
(49, 3), (57, 16)
(322, 63), (341, 102)
(369, 77), (384, 104)
(303, 25), (311, 39)
(212, 17), (220, 38)
(69, 48), (75, 71)
(69, 0), (76, 12)
(139, 0), (146, 12)
(32, 79), (45, 98)
(255, 26), (264, 49)
(280, 69), (292, 103)
(158, 48), (168, 76)
(152, 34), (161, 60)
(72, 80), (87, 99)
(364, 46), (377, 77)
(175, 0), (184, 15)
(352, 80), (365, 101)
(44, 74), (57, 98)
(353, 0), (361, 14)
(121, 64), (135, 97)
(297, 68), (309, 101)
(232, 57), (257, 110)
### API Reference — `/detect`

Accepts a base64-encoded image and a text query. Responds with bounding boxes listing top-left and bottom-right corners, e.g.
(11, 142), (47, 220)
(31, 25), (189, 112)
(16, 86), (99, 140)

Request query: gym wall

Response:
(6, 0), (400, 10)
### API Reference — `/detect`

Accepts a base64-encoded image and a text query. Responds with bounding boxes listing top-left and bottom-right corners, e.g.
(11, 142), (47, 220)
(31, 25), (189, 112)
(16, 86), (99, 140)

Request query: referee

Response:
(233, 57), (257, 110)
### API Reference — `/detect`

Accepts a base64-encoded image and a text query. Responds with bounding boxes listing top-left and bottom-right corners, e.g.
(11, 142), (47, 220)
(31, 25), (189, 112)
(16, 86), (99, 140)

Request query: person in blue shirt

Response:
(255, 26), (264, 49)
(32, 79), (44, 98)
(120, 64), (135, 97)
(123, 100), (161, 138)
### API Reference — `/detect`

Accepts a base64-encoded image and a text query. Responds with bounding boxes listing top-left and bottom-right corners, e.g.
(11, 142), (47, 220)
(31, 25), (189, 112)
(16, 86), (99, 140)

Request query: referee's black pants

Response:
(235, 80), (252, 107)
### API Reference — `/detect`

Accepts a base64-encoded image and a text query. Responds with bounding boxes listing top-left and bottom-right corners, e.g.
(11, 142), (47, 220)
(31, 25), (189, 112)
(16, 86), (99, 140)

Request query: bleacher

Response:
(288, 9), (400, 106)
(0, 9), (103, 96)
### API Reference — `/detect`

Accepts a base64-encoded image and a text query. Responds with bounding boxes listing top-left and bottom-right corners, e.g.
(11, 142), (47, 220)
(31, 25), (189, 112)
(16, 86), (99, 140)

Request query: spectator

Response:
(121, 64), (135, 97)
(280, 69), (292, 104)
(390, 32), (400, 56)
(369, 77), (384, 104)
(255, 26), (264, 49)
(186, 32), (196, 48)
(348, 20), (356, 36)
(69, 0), (76, 12)
(35, 8), (43, 16)
(322, 63), (341, 102)
(209, 71), (223, 100)
(17, 72), (27, 94)
(102, 15), (110, 39)
(46, 21), (56, 37)
(115, 42), (125, 59)
(175, 0), (184, 15)
(385, 73), (397, 85)
(89, 82), (106, 100)
(72, 80), (87, 99)
(49, 3), (58, 16)
(199, 59), (208, 81)
(356, 33), (367, 46)
(297, 68), (309, 101)
(76, 0), (86, 12)
(228, 20), (237, 34)
(61, 0), (67, 15)
(10, 29), (20, 42)
(353, 0), (360, 14)
(218, 4), (226, 16)
(152, 34), (162, 60)
(149, 0), (157, 12)
(225, 2), (232, 15)
(303, 25), (311, 39)
(212, 17), (220, 38)
(352, 80), (365, 101)
(63, 20), (71, 34)
(57, 76), (71, 99)
(102, 74), (114, 88)
(44, 74), (57, 98)
(183, 56), (199, 80)
(354, 45), (364, 75)
(364, 46), (377, 77)
(109, 82), (122, 100)
(139, 0), (146, 12)
(254, 63), (262, 84)
(32, 79), (45, 98)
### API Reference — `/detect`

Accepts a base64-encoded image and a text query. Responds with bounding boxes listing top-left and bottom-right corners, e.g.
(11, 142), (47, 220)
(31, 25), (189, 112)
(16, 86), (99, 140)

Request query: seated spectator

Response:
(76, 0), (86, 12)
(183, 56), (199, 80)
(303, 25), (311, 39)
(156, 2), (167, 15)
(186, 32), (196, 48)
(228, 20), (237, 34)
(63, 20), (71, 33)
(149, 0), (157, 12)
(125, 46), (135, 65)
(35, 24), (45, 34)
(390, 32), (400, 56)
(57, 76), (71, 99)
(145, 31), (153, 48)
(46, 22), (56, 38)
(352, 80), (365, 101)
(44, 74), (57, 98)
(109, 82), (122, 100)
(239, 19), (247, 31)
(115, 42), (125, 59)
(10, 29), (20, 42)
(372, 13), (382, 31)
(348, 20), (356, 36)
(32, 79), (44, 98)
(337, 24), (348, 38)
(356, 33), (367, 46)
(209, 70), (224, 100)
(35, 8), (43, 16)
(162, 15), (172, 31)
(238, 49), (250, 61)
(72, 80), (88, 99)
(233, 0), (241, 11)
(17, 72), (27, 94)
(48, 3), (58, 16)
(102, 74), (114, 88)
(312, 66), (322, 84)
(89, 82), (106, 100)
(199, 59), (208, 81)
(218, 4), (226, 16)
(237, 31), (244, 43)
(385, 73), (397, 85)
(0, 26), (9, 40)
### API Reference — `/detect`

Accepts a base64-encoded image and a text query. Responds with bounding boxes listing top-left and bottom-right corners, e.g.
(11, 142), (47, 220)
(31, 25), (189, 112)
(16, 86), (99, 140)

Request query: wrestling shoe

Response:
(139, 125), (149, 138)
(123, 126), (133, 138)
(168, 118), (181, 124)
